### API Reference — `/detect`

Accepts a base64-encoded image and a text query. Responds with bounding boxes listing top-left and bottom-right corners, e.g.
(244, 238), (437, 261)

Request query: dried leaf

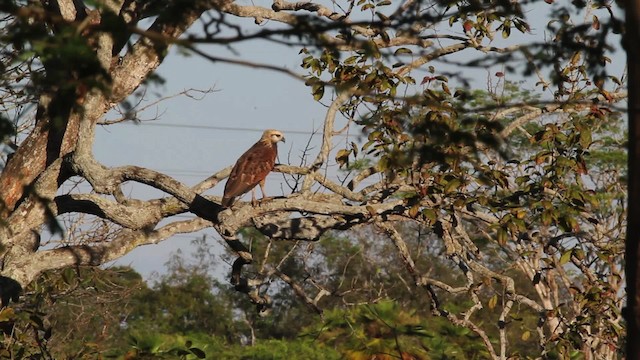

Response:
(335, 149), (351, 167)
(592, 15), (600, 30)
(408, 205), (420, 218)
(0, 308), (15, 323)
(463, 20), (473, 33)
(441, 82), (451, 95)
(366, 205), (377, 217)
(488, 294), (498, 309)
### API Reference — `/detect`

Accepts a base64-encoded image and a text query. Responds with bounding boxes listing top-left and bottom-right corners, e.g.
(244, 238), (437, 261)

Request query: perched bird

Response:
(222, 129), (285, 207)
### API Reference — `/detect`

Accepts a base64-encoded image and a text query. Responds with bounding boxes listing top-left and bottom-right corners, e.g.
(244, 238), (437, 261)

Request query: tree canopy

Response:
(0, 0), (630, 359)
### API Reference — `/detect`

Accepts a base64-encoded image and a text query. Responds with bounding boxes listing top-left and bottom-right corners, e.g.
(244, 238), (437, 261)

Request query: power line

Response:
(128, 122), (358, 137)
(136, 123), (313, 134)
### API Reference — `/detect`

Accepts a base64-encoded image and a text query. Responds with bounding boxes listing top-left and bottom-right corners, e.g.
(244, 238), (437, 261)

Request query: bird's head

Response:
(262, 129), (286, 144)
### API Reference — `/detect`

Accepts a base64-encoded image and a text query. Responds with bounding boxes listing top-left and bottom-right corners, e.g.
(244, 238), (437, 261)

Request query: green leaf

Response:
(579, 128), (592, 148)
(394, 47), (412, 55)
(344, 55), (359, 64)
(497, 227), (508, 245)
(335, 149), (351, 167)
(559, 250), (572, 265)
(514, 19), (530, 33)
(502, 26), (511, 38)
(444, 178), (461, 193)
(422, 208), (437, 223)
(312, 83), (325, 101)
(62, 267), (76, 285)
(190, 347), (207, 359)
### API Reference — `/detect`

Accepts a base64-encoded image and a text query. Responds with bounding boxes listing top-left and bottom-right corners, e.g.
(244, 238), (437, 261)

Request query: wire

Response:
(129, 122), (356, 137)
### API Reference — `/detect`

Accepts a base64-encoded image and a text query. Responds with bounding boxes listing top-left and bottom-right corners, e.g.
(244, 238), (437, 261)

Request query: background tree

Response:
(7, 239), (341, 359)
(0, 0), (628, 359)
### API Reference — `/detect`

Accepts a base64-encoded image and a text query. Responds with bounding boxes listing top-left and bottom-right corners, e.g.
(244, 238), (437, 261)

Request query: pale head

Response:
(261, 129), (286, 144)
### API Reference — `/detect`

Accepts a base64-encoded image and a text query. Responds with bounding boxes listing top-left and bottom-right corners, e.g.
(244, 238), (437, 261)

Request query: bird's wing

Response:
(223, 142), (276, 200)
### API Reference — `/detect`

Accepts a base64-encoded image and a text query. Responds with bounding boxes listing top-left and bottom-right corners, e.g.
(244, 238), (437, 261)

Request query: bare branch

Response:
(302, 88), (354, 191)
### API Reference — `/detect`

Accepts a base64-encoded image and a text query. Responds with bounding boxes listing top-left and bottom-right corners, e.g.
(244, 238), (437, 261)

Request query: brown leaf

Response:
(421, 76), (434, 85)
(463, 20), (473, 33)
(592, 15), (600, 30)
(408, 205), (420, 218)
(366, 205), (377, 217)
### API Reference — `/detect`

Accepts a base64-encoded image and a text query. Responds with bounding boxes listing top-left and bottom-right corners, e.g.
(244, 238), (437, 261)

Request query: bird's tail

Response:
(221, 196), (234, 208)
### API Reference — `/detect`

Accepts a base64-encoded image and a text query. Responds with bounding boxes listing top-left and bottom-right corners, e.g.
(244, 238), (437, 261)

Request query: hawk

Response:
(222, 129), (285, 207)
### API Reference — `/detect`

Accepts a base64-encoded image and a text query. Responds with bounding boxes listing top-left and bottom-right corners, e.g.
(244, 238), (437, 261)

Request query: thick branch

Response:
(5, 217), (212, 286)
(54, 193), (162, 229)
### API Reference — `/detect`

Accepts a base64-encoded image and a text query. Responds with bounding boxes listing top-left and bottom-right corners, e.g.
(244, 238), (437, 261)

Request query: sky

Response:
(87, 3), (627, 281)
(93, 37), (342, 279)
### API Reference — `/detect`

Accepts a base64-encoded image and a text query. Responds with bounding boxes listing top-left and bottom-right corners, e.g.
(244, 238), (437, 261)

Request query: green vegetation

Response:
(2, 220), (605, 358)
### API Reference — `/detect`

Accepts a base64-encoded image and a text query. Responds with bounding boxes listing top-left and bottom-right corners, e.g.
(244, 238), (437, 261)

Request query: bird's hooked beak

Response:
(281, 136), (286, 143)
